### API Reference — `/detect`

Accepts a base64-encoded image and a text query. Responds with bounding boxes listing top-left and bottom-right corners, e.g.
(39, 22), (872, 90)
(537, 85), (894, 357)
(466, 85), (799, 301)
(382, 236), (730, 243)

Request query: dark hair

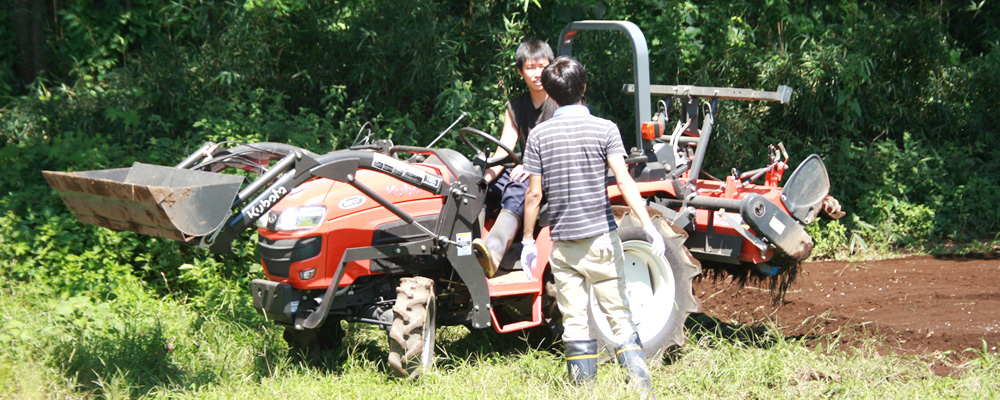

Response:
(515, 40), (554, 71)
(541, 56), (586, 106)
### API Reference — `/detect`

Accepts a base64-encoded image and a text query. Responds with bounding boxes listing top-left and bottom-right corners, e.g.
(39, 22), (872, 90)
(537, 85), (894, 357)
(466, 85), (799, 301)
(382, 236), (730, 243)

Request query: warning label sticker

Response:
(456, 232), (472, 256)
(768, 215), (786, 235)
(372, 153), (442, 192)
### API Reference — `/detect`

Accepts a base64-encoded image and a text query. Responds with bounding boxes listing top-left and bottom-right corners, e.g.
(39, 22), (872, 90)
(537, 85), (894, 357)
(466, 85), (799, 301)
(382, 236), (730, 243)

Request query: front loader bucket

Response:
(42, 163), (244, 243)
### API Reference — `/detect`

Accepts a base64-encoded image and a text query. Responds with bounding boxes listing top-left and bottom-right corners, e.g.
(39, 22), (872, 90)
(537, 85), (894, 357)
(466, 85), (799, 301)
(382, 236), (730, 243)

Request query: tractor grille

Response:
(259, 235), (322, 278)
(371, 215), (439, 245)
(370, 215), (440, 273)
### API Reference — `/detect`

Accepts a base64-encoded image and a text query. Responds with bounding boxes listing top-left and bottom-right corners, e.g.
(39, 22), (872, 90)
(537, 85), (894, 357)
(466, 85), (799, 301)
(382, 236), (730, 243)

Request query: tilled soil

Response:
(692, 254), (1000, 374)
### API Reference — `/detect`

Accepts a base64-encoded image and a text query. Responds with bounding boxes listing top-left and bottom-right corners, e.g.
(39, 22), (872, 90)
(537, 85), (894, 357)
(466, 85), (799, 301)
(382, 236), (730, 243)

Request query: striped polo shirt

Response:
(523, 105), (627, 241)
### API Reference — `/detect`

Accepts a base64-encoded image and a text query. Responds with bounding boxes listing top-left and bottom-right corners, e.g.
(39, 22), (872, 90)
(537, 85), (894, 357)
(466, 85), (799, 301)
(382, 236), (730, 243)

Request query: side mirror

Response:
(781, 154), (830, 225)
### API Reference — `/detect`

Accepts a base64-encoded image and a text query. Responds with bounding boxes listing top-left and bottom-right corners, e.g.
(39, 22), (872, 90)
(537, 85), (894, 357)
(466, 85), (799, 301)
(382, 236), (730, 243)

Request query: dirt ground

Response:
(692, 254), (1000, 374)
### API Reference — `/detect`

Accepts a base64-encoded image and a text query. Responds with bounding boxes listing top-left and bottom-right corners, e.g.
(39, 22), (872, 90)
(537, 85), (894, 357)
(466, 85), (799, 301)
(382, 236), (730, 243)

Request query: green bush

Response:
(0, 0), (997, 303)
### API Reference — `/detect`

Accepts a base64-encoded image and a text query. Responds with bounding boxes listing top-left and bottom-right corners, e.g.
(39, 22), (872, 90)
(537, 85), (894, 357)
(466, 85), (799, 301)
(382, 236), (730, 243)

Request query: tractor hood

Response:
(258, 167), (447, 233)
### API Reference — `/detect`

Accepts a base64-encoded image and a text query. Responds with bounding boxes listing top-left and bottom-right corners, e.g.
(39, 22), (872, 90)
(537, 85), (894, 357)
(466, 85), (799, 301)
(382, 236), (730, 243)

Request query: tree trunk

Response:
(12, 0), (47, 84)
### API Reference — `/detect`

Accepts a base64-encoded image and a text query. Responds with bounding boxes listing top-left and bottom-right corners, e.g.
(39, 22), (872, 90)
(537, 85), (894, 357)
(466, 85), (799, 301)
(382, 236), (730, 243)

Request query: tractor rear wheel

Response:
(388, 277), (437, 379)
(588, 206), (701, 361)
(283, 319), (345, 361)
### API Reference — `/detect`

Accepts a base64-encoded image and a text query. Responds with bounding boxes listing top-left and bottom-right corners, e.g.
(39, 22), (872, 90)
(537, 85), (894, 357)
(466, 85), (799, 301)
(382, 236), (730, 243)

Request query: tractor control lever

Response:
(426, 111), (468, 148)
(407, 220), (455, 248)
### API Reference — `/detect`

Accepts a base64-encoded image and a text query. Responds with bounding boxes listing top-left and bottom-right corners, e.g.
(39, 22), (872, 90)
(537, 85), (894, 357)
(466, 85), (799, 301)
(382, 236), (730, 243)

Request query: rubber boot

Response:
(616, 333), (655, 399)
(565, 339), (598, 385)
(472, 209), (520, 277)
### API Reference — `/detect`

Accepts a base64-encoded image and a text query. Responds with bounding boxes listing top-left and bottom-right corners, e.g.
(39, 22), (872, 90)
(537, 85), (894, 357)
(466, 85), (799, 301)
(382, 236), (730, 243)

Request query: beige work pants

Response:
(550, 230), (637, 343)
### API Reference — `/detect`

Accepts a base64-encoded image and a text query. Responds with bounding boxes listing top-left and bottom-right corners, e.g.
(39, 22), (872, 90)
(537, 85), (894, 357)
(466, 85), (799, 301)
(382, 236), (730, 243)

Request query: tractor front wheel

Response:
(388, 277), (437, 379)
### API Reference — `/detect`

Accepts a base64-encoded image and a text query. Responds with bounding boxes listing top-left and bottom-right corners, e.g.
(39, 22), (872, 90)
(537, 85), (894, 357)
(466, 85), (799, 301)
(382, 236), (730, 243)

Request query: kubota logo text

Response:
(245, 187), (288, 219)
(387, 184), (423, 198)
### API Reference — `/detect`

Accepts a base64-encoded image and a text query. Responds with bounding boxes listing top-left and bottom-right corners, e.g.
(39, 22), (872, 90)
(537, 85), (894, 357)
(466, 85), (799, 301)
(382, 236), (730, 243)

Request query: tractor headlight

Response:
(299, 268), (317, 280)
(273, 205), (327, 232)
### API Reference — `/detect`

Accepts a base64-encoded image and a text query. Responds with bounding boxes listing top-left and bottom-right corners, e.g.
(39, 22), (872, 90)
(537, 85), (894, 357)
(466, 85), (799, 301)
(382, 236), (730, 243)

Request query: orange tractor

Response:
(44, 20), (842, 378)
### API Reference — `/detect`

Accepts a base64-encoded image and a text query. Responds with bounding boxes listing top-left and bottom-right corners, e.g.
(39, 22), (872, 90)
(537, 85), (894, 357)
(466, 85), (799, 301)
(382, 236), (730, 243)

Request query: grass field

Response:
(1, 275), (998, 400)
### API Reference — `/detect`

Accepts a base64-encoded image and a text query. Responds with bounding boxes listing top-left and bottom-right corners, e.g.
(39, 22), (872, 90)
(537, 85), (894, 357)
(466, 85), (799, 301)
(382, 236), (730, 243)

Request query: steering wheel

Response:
(459, 127), (520, 169)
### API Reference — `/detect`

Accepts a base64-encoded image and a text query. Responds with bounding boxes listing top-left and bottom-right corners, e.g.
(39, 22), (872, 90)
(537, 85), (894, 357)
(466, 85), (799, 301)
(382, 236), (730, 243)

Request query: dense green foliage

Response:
(0, 0), (998, 397)
(2, 1), (997, 267)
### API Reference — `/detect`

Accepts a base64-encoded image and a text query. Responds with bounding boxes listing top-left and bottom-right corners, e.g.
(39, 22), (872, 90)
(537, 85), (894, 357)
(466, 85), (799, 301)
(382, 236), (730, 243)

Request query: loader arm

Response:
(206, 149), (456, 253)
(46, 141), (494, 329)
(209, 146), (495, 330)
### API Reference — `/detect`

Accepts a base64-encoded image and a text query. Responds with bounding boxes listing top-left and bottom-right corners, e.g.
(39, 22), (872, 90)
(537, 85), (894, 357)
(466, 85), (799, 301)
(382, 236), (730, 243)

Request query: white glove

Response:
(643, 225), (665, 257)
(520, 239), (537, 276)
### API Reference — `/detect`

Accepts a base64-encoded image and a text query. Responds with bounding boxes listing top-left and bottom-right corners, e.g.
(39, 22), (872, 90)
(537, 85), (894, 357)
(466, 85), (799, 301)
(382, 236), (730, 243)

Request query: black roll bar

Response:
(558, 20), (652, 153)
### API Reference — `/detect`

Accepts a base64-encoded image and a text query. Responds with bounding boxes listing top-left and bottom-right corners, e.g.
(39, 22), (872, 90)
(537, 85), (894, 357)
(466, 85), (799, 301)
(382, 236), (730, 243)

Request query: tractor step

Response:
(43, 163), (243, 242)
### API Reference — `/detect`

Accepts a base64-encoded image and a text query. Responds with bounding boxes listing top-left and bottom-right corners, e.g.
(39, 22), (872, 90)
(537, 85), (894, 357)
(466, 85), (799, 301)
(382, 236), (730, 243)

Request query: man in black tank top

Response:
(474, 40), (557, 278)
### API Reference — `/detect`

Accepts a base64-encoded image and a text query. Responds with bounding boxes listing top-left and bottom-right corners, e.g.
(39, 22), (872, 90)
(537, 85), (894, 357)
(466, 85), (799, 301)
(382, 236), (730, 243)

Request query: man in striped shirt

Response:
(521, 56), (663, 397)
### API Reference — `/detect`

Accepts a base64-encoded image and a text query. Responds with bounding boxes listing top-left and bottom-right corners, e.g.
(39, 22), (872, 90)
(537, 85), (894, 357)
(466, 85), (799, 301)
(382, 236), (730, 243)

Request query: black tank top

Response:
(507, 93), (557, 152)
